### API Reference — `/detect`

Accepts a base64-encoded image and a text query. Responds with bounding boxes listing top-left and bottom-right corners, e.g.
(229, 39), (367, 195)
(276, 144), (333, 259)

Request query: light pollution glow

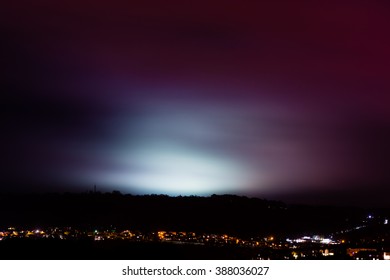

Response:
(77, 100), (259, 195)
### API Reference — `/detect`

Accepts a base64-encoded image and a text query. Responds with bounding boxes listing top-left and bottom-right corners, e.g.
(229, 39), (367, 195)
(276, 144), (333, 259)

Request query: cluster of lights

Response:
(286, 235), (337, 245)
(1, 222), (388, 260)
(0, 227), (274, 248)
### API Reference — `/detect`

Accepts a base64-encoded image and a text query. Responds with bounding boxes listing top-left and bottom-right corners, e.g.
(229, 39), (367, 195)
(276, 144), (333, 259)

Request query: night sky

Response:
(2, 1), (390, 206)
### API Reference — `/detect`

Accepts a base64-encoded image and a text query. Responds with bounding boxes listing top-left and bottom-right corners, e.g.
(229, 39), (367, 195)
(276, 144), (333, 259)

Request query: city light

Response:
(0, 210), (387, 260)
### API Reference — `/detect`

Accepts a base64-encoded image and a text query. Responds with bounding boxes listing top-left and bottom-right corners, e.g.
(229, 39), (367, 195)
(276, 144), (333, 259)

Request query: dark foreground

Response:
(0, 239), (355, 260)
(0, 240), (258, 260)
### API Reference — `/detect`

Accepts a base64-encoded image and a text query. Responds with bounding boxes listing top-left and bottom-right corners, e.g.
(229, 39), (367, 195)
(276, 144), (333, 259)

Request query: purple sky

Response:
(2, 1), (390, 205)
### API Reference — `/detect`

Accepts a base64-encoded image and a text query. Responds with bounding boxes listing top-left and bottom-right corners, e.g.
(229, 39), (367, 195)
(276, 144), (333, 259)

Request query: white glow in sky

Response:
(103, 142), (249, 195)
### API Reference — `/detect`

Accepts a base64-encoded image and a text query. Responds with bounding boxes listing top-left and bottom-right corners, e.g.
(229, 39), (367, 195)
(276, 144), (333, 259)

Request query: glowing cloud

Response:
(102, 142), (249, 195)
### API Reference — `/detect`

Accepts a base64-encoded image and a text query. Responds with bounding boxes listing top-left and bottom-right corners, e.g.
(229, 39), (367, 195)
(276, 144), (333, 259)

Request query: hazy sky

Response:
(2, 1), (390, 205)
